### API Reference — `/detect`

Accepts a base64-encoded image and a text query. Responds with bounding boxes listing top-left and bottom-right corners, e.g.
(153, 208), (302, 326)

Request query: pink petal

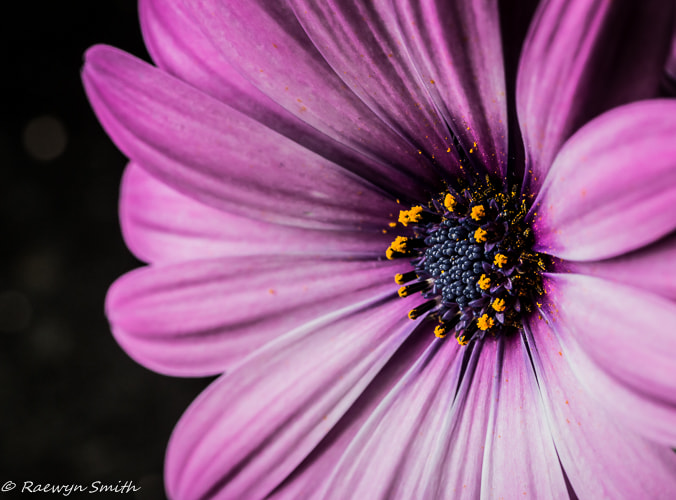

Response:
(517, 0), (674, 194)
(139, 0), (428, 198)
(164, 297), (421, 500)
(269, 323), (435, 499)
(541, 272), (676, 445)
(107, 256), (408, 377)
(120, 163), (392, 264)
(82, 45), (399, 230)
(569, 232), (676, 300)
(531, 99), (676, 261)
(481, 334), (568, 499)
(167, 0), (443, 200)
(392, 0), (510, 178)
(525, 311), (676, 498)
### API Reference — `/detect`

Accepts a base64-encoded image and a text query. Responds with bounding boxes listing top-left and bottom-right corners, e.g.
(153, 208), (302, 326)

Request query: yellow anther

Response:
(478, 274), (491, 290)
(457, 335), (469, 346)
(444, 194), (456, 212)
(394, 273), (405, 284)
(390, 236), (408, 253)
(398, 286), (410, 298)
(474, 227), (487, 243)
(388, 222), (397, 228)
(493, 254), (508, 268)
(434, 324), (447, 338)
(398, 206), (423, 226)
(386, 248), (395, 260)
(470, 205), (485, 221)
(477, 314), (494, 331)
(492, 298), (506, 312)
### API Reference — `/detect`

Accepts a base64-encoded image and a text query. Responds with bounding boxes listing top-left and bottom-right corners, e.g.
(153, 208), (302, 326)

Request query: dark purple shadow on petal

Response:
(498, 0), (539, 187)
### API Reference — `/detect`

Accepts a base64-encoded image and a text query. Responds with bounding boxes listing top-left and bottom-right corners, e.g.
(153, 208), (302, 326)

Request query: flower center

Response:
(386, 180), (546, 345)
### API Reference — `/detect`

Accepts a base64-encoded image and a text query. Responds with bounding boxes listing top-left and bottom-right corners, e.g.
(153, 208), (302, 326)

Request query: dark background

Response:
(1, 2), (209, 497)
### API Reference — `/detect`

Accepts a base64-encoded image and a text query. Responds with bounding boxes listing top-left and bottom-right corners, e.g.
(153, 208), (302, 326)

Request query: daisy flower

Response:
(83, 1), (676, 498)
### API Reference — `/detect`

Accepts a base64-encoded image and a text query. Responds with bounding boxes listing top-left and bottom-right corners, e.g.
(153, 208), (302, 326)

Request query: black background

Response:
(1, 2), (209, 498)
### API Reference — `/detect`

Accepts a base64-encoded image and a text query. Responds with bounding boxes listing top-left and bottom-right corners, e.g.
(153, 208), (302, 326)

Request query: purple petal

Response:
(164, 297), (420, 500)
(392, 0), (509, 178)
(525, 313), (676, 498)
(320, 340), (500, 499)
(167, 0), (443, 200)
(517, 0), (674, 193)
(541, 272), (676, 445)
(82, 45), (400, 230)
(120, 163), (392, 264)
(106, 256), (407, 377)
(139, 0), (432, 199)
(482, 335), (568, 498)
(530, 99), (676, 261)
(289, 1), (461, 171)
(318, 335), (465, 499)
(269, 324), (435, 499)
(569, 232), (676, 300)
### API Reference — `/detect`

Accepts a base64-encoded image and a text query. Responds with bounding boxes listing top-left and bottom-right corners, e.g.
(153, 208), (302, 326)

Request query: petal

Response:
(120, 163), (392, 264)
(106, 256), (407, 377)
(164, 296), (420, 500)
(525, 312), (676, 498)
(139, 0), (430, 197)
(171, 0), (442, 199)
(82, 45), (399, 230)
(321, 339), (490, 499)
(531, 99), (676, 261)
(269, 323), (435, 499)
(517, 0), (674, 193)
(568, 232), (676, 300)
(481, 334), (568, 499)
(541, 273), (676, 445)
(392, 0), (509, 179)
(289, 0), (474, 177)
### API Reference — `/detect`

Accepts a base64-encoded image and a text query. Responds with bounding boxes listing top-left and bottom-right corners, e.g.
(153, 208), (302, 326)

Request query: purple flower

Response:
(83, 1), (676, 498)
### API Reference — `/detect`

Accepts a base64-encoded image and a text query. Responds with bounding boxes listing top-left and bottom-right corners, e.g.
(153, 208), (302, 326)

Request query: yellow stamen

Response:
(478, 274), (491, 290)
(474, 227), (487, 242)
(492, 298), (506, 312)
(493, 253), (508, 268)
(386, 247), (396, 260)
(390, 236), (408, 253)
(444, 194), (456, 212)
(394, 273), (405, 284)
(434, 324), (447, 338)
(477, 314), (494, 331)
(388, 222), (397, 228)
(398, 206), (424, 226)
(457, 335), (469, 346)
(398, 286), (410, 298)
(470, 205), (485, 221)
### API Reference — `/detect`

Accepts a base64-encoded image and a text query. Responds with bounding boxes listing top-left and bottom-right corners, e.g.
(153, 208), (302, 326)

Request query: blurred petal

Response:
(393, 0), (509, 179)
(82, 45), (399, 231)
(517, 0), (673, 193)
(481, 335), (568, 499)
(174, 0), (443, 200)
(531, 100), (676, 261)
(542, 273), (676, 445)
(165, 297), (419, 500)
(289, 0), (463, 175)
(107, 256), (407, 377)
(569, 232), (676, 300)
(139, 0), (429, 198)
(526, 314), (676, 499)
(120, 163), (392, 264)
